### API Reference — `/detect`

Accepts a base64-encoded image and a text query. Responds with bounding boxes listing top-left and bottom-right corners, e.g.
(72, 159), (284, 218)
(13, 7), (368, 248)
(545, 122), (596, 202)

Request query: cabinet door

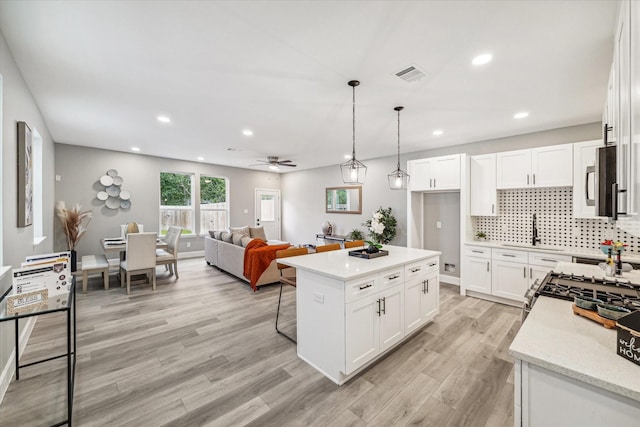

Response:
(432, 155), (460, 190)
(531, 144), (573, 187)
(492, 260), (529, 301)
(606, 63), (617, 144)
(470, 154), (497, 216)
(421, 272), (439, 322)
(404, 278), (424, 335)
(497, 149), (531, 189)
(631, 0), (640, 216)
(345, 294), (380, 374)
(572, 140), (602, 218)
(379, 285), (405, 353)
(463, 256), (492, 294)
(617, 0), (631, 215)
(409, 159), (431, 191)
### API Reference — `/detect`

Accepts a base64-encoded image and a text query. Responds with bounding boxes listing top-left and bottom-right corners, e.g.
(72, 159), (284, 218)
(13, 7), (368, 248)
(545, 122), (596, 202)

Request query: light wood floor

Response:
(0, 258), (521, 427)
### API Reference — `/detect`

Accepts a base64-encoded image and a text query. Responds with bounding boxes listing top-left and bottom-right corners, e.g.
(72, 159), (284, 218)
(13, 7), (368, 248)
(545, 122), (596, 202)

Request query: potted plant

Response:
(363, 207), (397, 252)
(475, 231), (487, 241)
(56, 201), (93, 271)
(348, 228), (364, 241)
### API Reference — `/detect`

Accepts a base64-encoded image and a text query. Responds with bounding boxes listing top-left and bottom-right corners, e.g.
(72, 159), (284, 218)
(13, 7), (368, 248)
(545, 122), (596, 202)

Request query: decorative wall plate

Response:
(119, 190), (131, 200)
(100, 175), (113, 186)
(107, 169), (118, 177)
(106, 185), (120, 197)
(105, 197), (120, 209)
(112, 176), (124, 186)
(120, 200), (131, 209)
(97, 191), (108, 201)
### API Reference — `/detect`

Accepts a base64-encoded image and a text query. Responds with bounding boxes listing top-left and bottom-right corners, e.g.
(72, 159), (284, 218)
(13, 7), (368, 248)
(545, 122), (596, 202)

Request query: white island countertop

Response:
(510, 296), (640, 402)
(279, 245), (441, 281)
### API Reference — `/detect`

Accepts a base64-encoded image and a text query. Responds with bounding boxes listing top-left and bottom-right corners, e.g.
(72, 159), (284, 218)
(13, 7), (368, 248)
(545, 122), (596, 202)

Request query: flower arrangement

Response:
(363, 206), (397, 245)
(600, 239), (628, 255)
(55, 201), (93, 250)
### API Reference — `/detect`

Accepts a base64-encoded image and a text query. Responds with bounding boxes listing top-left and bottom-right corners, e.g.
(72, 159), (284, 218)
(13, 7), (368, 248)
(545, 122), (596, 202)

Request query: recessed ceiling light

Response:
(197, 156), (204, 161)
(131, 147), (141, 152)
(344, 154), (352, 159)
(242, 129), (253, 136)
(157, 115), (171, 124)
(269, 165), (279, 171)
(472, 53), (493, 66)
(432, 130), (444, 136)
(514, 111), (529, 119)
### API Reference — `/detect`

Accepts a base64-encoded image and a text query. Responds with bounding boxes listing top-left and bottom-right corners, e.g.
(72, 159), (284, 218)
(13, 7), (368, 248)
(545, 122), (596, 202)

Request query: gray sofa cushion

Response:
(232, 232), (244, 246)
(221, 232), (233, 243)
(229, 226), (250, 238)
(249, 226), (267, 241)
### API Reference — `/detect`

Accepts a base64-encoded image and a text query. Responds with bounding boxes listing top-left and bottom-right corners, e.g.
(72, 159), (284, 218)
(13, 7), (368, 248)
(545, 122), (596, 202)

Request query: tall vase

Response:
(70, 249), (77, 272)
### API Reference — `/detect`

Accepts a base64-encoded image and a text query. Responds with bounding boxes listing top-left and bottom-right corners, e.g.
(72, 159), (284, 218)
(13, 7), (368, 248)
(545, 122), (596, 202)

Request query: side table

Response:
(0, 278), (76, 426)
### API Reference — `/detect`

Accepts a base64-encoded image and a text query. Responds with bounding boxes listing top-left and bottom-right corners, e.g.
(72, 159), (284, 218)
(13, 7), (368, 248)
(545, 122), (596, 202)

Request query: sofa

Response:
(204, 226), (286, 288)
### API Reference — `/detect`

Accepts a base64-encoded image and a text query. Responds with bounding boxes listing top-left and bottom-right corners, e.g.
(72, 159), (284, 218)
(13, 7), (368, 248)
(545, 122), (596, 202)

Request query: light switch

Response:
(243, 209), (249, 214)
(55, 175), (61, 182)
(313, 292), (324, 303)
(436, 221), (442, 229)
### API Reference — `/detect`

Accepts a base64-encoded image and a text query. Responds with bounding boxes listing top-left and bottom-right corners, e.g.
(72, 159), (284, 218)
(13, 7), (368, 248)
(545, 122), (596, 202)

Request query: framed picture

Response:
(17, 121), (33, 227)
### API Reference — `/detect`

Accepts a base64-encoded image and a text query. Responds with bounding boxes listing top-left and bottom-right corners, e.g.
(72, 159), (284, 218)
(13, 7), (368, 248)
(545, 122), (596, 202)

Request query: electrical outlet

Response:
(313, 292), (324, 303)
(436, 221), (442, 229)
(186, 242), (191, 248)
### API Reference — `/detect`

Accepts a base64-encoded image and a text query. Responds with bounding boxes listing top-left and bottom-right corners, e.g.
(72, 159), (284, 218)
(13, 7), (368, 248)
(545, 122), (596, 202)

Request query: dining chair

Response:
(275, 247), (309, 343)
(156, 226), (183, 278)
(315, 243), (341, 253)
(120, 222), (143, 238)
(120, 232), (157, 295)
(344, 240), (365, 249)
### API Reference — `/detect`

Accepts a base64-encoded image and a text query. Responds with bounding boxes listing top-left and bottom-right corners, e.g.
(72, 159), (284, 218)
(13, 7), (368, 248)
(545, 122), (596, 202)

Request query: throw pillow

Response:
(221, 232), (233, 243)
(241, 236), (254, 247)
(232, 232), (243, 246)
(214, 230), (224, 240)
(229, 226), (250, 238)
(249, 226), (267, 241)
(208, 230), (216, 238)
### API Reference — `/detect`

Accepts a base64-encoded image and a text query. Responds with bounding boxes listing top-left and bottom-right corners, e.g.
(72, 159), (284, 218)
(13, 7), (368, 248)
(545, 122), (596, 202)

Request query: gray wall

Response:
(54, 144), (280, 260)
(424, 192), (460, 277)
(1, 30), (56, 399)
(281, 123), (601, 247)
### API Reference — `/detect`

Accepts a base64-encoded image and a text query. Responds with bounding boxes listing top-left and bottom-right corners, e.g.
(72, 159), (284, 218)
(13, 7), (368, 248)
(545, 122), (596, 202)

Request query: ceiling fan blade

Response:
(280, 163), (297, 167)
(278, 160), (293, 163)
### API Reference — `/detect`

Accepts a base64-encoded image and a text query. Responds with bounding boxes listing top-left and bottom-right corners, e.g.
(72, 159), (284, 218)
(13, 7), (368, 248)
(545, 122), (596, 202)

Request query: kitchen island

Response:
(510, 295), (640, 426)
(279, 245), (441, 385)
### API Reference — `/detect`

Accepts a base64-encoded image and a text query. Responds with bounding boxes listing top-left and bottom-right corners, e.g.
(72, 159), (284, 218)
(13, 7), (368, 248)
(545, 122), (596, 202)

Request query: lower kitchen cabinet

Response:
(462, 245), (492, 294)
(404, 268), (439, 335)
(492, 258), (529, 301)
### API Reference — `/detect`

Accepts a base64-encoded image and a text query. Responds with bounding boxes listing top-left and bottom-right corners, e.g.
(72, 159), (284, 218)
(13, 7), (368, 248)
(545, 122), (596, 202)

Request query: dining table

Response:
(101, 237), (168, 256)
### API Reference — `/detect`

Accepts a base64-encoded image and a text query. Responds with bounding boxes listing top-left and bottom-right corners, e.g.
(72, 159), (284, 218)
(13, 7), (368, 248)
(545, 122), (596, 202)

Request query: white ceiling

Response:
(0, 0), (617, 172)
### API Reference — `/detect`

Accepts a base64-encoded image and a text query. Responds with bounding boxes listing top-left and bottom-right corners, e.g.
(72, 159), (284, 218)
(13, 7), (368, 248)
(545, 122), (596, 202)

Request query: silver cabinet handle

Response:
(533, 174), (536, 185)
(530, 267), (532, 278)
(429, 262), (437, 267)
(387, 275), (400, 281)
(491, 204), (494, 214)
(523, 267), (526, 278)
(434, 178), (436, 188)
(527, 174), (530, 185)
(426, 279), (429, 293)
(376, 299), (381, 316)
(540, 258), (557, 263)
(487, 262), (490, 272)
(381, 297), (386, 314)
(410, 267), (421, 273)
(472, 250), (483, 253)
(429, 178), (433, 188)
(359, 283), (373, 290)
(503, 254), (516, 258)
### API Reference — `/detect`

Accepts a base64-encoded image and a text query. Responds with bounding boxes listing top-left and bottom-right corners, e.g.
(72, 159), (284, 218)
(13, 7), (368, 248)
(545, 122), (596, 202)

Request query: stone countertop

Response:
(553, 261), (640, 284)
(465, 240), (640, 263)
(278, 245), (441, 281)
(509, 296), (640, 402)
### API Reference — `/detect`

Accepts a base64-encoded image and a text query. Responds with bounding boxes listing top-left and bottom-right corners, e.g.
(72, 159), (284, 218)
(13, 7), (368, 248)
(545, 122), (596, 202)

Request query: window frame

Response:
(199, 174), (230, 235)
(159, 171), (195, 235)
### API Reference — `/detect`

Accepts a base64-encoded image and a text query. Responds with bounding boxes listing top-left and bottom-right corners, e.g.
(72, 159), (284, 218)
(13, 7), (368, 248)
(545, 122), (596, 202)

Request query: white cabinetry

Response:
(461, 245), (491, 294)
(527, 252), (572, 286)
(492, 249), (529, 301)
(631, 0), (640, 217)
(409, 154), (461, 191)
(496, 145), (573, 189)
(470, 154), (497, 216)
(573, 140), (602, 218)
(404, 259), (439, 335)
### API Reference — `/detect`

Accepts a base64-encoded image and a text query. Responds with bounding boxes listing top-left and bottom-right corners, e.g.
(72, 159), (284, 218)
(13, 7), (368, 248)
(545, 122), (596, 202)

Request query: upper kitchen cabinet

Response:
(408, 154), (461, 192)
(496, 144), (573, 189)
(573, 140), (602, 219)
(631, 0), (640, 217)
(615, 0), (632, 216)
(470, 154), (497, 216)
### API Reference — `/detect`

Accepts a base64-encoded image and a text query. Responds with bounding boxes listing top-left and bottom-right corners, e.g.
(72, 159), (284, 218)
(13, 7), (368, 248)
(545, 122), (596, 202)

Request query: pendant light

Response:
(340, 80), (367, 184)
(388, 106), (410, 190)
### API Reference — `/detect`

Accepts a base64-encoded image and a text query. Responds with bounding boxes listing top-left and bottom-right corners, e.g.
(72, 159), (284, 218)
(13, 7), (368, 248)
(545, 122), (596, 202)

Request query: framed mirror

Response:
(326, 186), (362, 214)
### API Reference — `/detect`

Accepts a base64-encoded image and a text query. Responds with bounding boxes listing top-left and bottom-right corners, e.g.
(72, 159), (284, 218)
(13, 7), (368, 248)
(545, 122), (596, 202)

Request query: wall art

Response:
(17, 121), (33, 227)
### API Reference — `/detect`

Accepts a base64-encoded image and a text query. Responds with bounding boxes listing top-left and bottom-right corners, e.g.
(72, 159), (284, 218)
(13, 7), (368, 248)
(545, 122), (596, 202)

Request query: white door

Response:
(255, 189), (280, 240)
(497, 149), (530, 189)
(492, 260), (529, 302)
(404, 278), (424, 334)
(379, 285), (404, 352)
(421, 272), (439, 322)
(463, 256), (492, 294)
(409, 159), (431, 191)
(531, 144), (573, 187)
(345, 294), (380, 374)
(470, 154), (497, 216)
(432, 155), (461, 190)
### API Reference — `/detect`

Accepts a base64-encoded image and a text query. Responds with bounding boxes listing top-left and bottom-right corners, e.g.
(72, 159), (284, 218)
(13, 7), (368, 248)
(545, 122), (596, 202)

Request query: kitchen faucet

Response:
(532, 213), (541, 246)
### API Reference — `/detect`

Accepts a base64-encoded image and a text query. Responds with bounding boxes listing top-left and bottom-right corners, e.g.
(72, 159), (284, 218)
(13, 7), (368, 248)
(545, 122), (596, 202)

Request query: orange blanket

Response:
(243, 239), (290, 291)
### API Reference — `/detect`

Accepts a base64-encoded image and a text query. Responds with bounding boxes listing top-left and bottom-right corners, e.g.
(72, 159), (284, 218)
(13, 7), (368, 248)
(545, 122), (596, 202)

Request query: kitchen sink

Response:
(501, 243), (565, 252)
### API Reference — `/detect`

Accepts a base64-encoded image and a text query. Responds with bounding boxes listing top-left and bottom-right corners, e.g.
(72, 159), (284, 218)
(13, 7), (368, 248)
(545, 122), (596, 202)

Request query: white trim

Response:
(178, 251), (204, 259)
(33, 236), (47, 246)
(440, 274), (460, 286)
(0, 317), (37, 405)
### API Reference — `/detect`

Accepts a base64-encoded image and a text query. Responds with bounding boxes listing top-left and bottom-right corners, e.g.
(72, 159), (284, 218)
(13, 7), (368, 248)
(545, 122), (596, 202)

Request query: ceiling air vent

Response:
(394, 64), (427, 82)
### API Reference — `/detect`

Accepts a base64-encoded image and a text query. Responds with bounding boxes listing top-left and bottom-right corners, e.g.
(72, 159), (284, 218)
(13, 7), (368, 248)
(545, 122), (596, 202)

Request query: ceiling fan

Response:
(250, 156), (297, 170)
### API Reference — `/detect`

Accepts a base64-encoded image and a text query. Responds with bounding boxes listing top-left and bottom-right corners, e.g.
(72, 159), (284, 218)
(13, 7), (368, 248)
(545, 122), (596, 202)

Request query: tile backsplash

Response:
(474, 187), (639, 254)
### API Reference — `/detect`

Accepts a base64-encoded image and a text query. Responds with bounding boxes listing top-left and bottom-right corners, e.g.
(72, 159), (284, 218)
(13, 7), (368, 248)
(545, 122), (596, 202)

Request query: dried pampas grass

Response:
(56, 201), (93, 250)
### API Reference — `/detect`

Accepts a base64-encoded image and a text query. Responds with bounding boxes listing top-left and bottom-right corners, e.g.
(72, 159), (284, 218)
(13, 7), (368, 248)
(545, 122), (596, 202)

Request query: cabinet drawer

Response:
(492, 249), (528, 263)
(465, 245), (491, 259)
(379, 268), (404, 290)
(345, 274), (379, 304)
(405, 261), (427, 281)
(528, 252), (572, 267)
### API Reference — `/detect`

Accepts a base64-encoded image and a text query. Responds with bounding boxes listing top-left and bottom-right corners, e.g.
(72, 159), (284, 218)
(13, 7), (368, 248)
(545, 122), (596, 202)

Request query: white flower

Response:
(373, 212), (383, 220)
(370, 219), (385, 234)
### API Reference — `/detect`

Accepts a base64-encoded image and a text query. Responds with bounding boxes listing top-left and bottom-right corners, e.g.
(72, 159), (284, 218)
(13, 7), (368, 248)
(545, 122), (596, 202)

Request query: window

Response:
(200, 175), (229, 233)
(160, 172), (194, 235)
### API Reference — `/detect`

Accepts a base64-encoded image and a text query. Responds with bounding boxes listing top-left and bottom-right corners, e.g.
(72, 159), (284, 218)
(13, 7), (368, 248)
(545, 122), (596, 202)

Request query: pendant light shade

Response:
(388, 106), (410, 190)
(340, 80), (367, 184)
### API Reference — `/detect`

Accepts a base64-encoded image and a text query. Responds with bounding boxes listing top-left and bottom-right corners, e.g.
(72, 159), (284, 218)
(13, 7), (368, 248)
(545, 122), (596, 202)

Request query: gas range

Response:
(523, 271), (640, 321)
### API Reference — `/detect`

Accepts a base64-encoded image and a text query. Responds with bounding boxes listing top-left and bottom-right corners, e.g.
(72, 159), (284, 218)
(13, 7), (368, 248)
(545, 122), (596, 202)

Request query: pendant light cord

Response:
(352, 84), (356, 160)
(396, 108), (401, 171)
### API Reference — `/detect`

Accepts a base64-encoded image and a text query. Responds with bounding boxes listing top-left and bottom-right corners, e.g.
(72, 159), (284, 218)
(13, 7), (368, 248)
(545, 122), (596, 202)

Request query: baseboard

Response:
(179, 251), (203, 259)
(440, 274), (460, 286)
(0, 316), (37, 405)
